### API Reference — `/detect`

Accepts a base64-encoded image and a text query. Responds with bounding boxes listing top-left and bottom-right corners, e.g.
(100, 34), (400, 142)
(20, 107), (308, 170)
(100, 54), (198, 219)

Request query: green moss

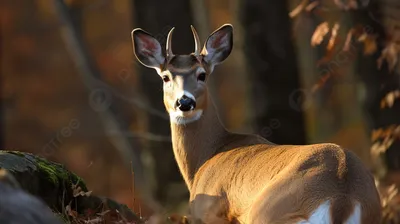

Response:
(71, 174), (87, 191)
(6, 151), (25, 157)
(1, 150), (88, 191)
(35, 157), (87, 192)
(36, 159), (63, 185)
(1, 150), (93, 218)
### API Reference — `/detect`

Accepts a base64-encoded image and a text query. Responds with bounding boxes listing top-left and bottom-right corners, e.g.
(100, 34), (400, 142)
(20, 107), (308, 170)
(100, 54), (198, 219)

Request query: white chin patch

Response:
(170, 110), (203, 125)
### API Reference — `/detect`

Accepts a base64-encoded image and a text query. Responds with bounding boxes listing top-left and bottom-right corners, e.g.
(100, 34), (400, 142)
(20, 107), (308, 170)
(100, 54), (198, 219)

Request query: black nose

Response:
(175, 95), (196, 112)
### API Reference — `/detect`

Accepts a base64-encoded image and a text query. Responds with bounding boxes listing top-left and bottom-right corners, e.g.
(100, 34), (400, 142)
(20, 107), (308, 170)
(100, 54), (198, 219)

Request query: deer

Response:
(131, 24), (382, 224)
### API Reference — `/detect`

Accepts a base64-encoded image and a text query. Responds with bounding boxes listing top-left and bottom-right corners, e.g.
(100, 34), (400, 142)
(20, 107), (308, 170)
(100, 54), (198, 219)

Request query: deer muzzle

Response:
(175, 92), (196, 112)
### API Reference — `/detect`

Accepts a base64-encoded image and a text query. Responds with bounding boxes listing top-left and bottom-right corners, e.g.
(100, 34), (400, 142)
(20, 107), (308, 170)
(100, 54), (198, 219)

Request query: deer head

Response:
(131, 24), (233, 125)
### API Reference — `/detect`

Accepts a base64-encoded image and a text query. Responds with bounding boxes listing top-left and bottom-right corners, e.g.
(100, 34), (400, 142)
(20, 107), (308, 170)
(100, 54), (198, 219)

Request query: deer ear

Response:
(201, 24), (233, 68)
(131, 28), (165, 72)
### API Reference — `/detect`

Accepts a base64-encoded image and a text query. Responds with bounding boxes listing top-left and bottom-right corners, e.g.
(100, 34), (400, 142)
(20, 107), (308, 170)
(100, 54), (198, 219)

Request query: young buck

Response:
(131, 24), (382, 224)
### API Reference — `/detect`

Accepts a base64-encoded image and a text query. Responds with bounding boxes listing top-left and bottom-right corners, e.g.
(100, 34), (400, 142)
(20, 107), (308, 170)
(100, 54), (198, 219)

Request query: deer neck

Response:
(170, 95), (229, 190)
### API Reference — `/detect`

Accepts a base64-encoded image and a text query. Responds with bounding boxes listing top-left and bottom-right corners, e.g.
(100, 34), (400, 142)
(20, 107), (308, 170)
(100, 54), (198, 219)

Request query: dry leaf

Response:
(371, 141), (388, 155)
(65, 204), (78, 218)
(97, 210), (110, 216)
(381, 90), (400, 109)
(311, 72), (332, 92)
(84, 217), (103, 224)
(357, 32), (378, 55)
(168, 214), (190, 224)
(289, 0), (322, 18)
(378, 182), (400, 223)
(305, 1), (319, 11)
(311, 22), (330, 46)
(378, 42), (399, 72)
(72, 183), (92, 197)
(343, 28), (355, 52)
(327, 23), (340, 51)
(371, 125), (400, 141)
(289, 0), (309, 18)
(370, 125), (400, 155)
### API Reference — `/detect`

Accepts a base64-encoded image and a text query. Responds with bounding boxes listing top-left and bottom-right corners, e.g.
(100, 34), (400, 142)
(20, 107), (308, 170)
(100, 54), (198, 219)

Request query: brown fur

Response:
(131, 24), (382, 224)
(170, 95), (382, 223)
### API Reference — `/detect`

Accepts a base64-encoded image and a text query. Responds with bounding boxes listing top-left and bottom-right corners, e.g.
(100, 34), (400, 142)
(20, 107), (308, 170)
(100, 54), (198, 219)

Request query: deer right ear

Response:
(131, 28), (165, 72)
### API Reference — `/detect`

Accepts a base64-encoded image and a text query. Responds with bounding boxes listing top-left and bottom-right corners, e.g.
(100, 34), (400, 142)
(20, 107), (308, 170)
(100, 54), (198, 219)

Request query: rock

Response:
(0, 178), (63, 224)
(0, 150), (87, 212)
(0, 150), (142, 223)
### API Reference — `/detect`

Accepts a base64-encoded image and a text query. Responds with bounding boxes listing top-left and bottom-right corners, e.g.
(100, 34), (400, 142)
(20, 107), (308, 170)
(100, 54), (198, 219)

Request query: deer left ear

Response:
(201, 24), (233, 69)
(131, 28), (165, 72)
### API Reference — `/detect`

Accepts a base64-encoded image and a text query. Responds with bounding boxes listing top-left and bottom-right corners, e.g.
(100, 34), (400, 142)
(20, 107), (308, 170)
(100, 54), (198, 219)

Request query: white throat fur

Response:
(170, 110), (203, 125)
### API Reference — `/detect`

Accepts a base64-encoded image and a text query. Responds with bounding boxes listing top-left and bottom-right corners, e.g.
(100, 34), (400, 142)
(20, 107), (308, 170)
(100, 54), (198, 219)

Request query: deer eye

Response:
(197, 72), (206, 82)
(162, 75), (170, 82)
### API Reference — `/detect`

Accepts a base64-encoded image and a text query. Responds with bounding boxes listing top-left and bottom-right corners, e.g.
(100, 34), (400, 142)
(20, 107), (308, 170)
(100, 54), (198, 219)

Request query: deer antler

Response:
(166, 27), (175, 59)
(191, 25), (201, 56)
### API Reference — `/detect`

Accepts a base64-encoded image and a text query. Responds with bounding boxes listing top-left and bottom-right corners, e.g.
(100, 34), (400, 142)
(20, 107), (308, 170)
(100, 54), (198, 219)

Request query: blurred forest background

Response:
(1, 0), (400, 220)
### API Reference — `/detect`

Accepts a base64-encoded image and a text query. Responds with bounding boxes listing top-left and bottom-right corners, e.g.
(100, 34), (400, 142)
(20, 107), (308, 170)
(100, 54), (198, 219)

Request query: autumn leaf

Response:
(72, 183), (92, 197)
(378, 182), (400, 223)
(327, 23), (340, 51)
(378, 42), (399, 72)
(371, 125), (400, 157)
(371, 125), (400, 142)
(305, 1), (320, 12)
(289, 0), (309, 18)
(96, 210), (110, 216)
(311, 72), (332, 92)
(168, 214), (190, 224)
(311, 22), (330, 46)
(66, 204), (78, 218)
(311, 22), (343, 65)
(84, 217), (103, 223)
(357, 32), (378, 55)
(380, 90), (400, 109)
(371, 138), (394, 155)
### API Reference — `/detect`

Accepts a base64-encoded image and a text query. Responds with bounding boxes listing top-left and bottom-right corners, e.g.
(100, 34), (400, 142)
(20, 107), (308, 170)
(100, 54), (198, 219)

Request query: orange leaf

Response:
(311, 22), (330, 47)
(378, 42), (399, 72)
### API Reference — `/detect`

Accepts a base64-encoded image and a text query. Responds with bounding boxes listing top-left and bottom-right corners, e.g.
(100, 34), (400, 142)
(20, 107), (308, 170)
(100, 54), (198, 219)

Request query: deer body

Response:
(132, 24), (382, 224)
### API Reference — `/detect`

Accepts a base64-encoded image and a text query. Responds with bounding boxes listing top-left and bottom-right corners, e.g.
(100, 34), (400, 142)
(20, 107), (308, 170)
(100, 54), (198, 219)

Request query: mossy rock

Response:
(0, 180), (63, 224)
(0, 150), (142, 223)
(0, 150), (86, 212)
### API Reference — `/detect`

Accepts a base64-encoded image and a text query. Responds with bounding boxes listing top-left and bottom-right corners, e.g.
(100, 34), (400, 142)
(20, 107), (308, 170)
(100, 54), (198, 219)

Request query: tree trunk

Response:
(240, 0), (307, 145)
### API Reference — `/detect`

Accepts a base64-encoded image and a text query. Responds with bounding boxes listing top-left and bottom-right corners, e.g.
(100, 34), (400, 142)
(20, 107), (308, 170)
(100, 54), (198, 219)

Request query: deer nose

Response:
(175, 95), (196, 112)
